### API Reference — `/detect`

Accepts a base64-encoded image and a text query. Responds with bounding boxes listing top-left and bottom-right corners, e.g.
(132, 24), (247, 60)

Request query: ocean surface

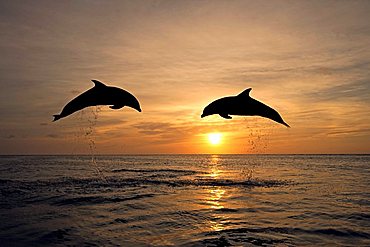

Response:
(0, 155), (369, 246)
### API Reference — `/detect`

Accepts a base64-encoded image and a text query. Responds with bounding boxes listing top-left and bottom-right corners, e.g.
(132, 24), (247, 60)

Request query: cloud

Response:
(303, 80), (370, 103)
(0, 1), (369, 153)
(326, 128), (370, 137)
(46, 134), (59, 138)
(3, 134), (15, 139)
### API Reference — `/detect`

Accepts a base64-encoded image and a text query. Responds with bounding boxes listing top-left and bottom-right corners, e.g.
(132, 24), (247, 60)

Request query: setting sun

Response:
(208, 133), (222, 145)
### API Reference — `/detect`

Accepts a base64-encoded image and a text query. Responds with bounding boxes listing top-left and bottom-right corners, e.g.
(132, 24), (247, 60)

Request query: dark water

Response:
(0, 155), (369, 246)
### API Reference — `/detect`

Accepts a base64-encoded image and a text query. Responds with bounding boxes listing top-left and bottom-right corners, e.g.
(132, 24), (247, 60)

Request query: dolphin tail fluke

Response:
(53, 114), (62, 122)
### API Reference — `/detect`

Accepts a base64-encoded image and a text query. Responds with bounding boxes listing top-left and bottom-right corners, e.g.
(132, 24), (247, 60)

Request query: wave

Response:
(112, 168), (203, 175)
(52, 193), (155, 206)
(205, 226), (370, 239)
(0, 176), (290, 191)
(182, 234), (286, 246)
(188, 226), (370, 246)
(0, 176), (291, 209)
(288, 211), (370, 222)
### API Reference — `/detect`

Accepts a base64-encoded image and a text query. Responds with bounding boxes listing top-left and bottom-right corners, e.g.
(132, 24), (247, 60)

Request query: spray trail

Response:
(86, 106), (107, 182)
(70, 107), (106, 182)
(244, 119), (275, 154)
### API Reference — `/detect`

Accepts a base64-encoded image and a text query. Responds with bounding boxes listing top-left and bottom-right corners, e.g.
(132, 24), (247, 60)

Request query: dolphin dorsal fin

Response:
(237, 88), (252, 97)
(92, 80), (107, 88)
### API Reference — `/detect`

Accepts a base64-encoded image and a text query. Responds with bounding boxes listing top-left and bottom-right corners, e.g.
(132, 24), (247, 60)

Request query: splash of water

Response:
(87, 107), (107, 182)
(244, 119), (275, 154)
(71, 107), (107, 182)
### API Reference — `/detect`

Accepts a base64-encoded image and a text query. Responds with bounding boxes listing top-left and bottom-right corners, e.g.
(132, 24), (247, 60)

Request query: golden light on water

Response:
(208, 133), (222, 145)
(208, 188), (227, 231)
(208, 188), (225, 210)
(208, 155), (221, 178)
(204, 155), (229, 231)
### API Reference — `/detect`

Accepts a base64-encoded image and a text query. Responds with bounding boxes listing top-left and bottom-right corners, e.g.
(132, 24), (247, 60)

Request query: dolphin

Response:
(53, 80), (141, 121)
(201, 88), (290, 127)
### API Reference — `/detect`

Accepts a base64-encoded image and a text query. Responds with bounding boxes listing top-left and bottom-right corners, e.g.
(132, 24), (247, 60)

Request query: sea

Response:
(0, 155), (369, 246)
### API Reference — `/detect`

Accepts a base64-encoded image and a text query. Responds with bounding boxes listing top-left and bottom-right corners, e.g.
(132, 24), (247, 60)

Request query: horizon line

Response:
(0, 153), (369, 156)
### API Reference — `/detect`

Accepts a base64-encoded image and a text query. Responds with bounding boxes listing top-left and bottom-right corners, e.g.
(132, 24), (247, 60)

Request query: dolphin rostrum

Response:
(53, 80), (141, 121)
(201, 88), (290, 127)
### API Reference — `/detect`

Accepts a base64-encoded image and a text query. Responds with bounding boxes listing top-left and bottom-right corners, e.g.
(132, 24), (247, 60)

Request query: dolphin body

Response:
(53, 80), (141, 121)
(201, 88), (290, 127)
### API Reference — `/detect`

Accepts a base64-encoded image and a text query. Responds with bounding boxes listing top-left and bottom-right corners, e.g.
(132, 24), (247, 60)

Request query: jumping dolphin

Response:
(201, 88), (290, 127)
(53, 80), (141, 121)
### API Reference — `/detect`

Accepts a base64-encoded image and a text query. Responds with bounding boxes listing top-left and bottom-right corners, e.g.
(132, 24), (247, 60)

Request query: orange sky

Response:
(0, 0), (369, 154)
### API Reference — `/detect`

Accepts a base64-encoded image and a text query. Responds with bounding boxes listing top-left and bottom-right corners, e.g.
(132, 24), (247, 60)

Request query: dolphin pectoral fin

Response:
(219, 113), (232, 119)
(110, 105), (124, 110)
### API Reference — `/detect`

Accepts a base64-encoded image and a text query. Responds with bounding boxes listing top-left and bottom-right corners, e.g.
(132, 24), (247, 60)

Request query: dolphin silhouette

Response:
(201, 88), (290, 127)
(53, 80), (141, 121)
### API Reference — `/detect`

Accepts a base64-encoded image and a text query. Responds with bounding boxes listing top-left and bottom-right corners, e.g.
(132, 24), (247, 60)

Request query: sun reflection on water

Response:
(204, 155), (230, 232)
(207, 187), (229, 231)
(208, 155), (221, 179)
(210, 155), (219, 165)
(208, 188), (225, 210)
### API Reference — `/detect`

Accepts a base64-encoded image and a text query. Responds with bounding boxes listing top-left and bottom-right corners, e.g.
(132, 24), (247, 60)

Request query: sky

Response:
(0, 0), (369, 154)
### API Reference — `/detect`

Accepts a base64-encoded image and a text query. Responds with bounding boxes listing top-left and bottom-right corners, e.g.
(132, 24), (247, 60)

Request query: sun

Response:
(208, 133), (222, 145)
